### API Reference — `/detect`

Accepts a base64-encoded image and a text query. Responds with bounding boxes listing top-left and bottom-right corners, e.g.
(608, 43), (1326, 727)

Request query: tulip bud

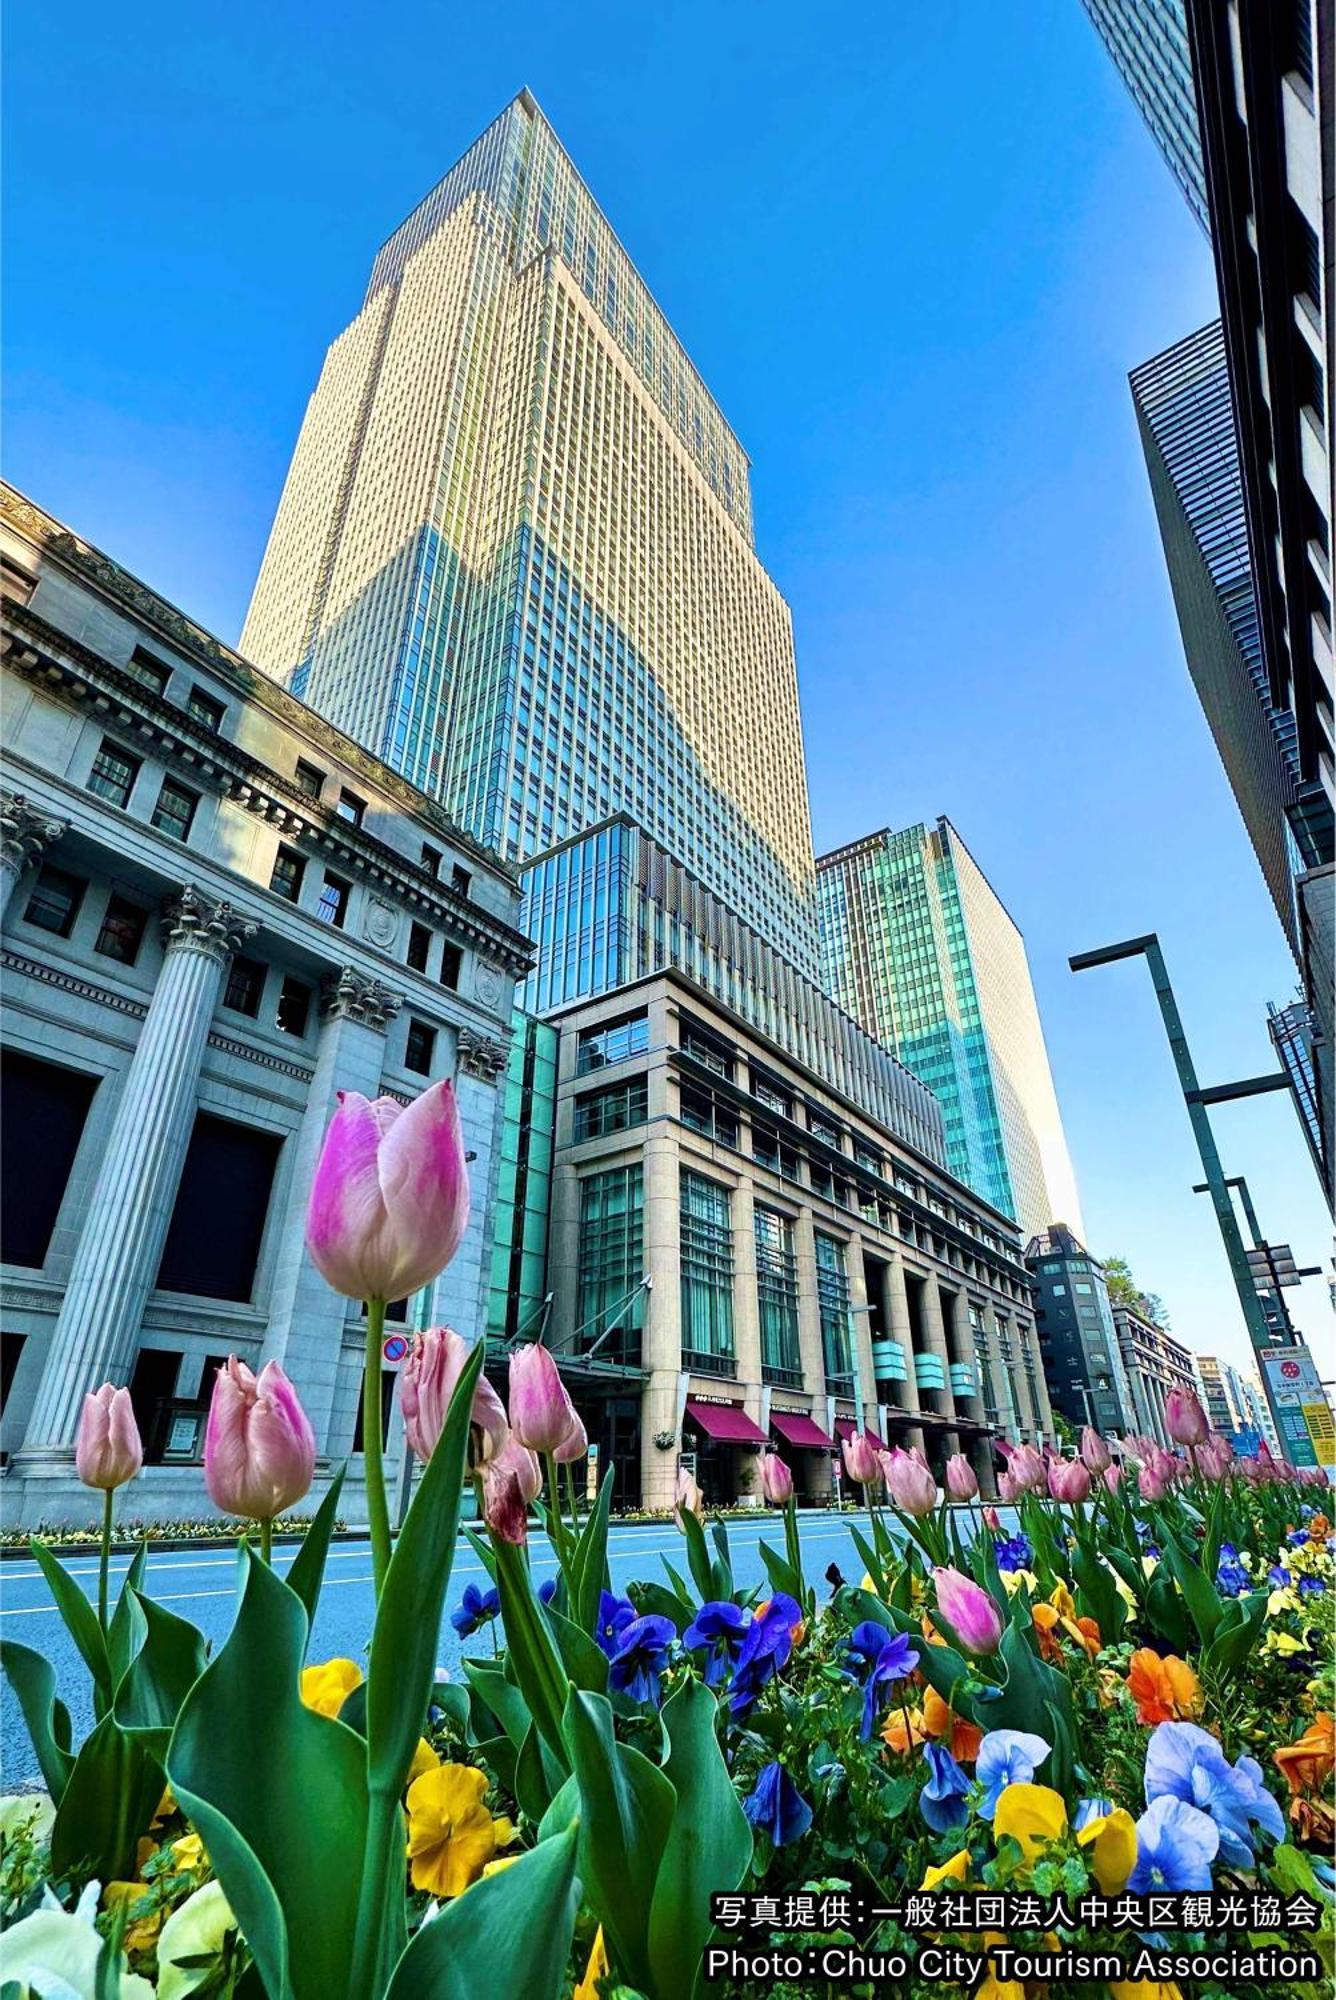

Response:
(205, 1357), (315, 1522)
(1138, 1460), (1169, 1502)
(553, 1411), (588, 1465)
(673, 1464), (704, 1529)
(997, 1471), (1019, 1504)
(401, 1327), (508, 1466)
(842, 1431), (881, 1485)
(1048, 1457), (1092, 1504)
(306, 1080), (470, 1303)
(508, 1343), (578, 1456)
(75, 1384), (143, 1492)
(1080, 1427), (1112, 1475)
(933, 1565), (1004, 1655)
(1196, 1433), (1232, 1482)
(1164, 1387), (1209, 1448)
(945, 1453), (978, 1502)
(481, 1460), (528, 1544)
(1008, 1443), (1047, 1492)
(490, 1432), (543, 1504)
(759, 1452), (794, 1506)
(884, 1447), (938, 1516)
(982, 1504), (1002, 1530)
(1102, 1462), (1123, 1494)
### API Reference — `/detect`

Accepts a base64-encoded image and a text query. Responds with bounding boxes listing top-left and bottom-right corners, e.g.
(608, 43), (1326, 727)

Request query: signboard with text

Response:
(1259, 1344), (1335, 1479)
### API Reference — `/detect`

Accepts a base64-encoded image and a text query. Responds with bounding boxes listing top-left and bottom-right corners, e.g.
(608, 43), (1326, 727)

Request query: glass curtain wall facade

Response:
(574, 1165), (644, 1366)
(486, 1009), (558, 1347)
(241, 90), (820, 977)
(815, 1231), (854, 1393)
(679, 1171), (735, 1375)
(1077, 0), (1209, 230)
(754, 1208), (801, 1386)
(816, 819), (1084, 1240)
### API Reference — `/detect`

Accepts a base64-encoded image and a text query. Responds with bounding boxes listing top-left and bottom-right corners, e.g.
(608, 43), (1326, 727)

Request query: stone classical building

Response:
(0, 485), (529, 1524)
(1110, 1302), (1197, 1448)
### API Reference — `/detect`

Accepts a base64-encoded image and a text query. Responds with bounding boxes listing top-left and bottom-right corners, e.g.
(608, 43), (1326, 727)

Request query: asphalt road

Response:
(1, 1506), (927, 1790)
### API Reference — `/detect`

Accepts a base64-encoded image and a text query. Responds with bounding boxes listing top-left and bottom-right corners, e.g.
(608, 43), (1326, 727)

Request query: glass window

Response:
(750, 1067), (790, 1116)
(335, 789), (365, 826)
(576, 1165), (644, 1367)
(125, 647), (170, 695)
(755, 1207), (801, 1385)
(815, 1232), (852, 1389)
(294, 760), (324, 800)
(576, 1011), (649, 1072)
(186, 686), (225, 731)
(440, 941), (462, 989)
(151, 778), (198, 842)
(574, 1077), (647, 1141)
(23, 865), (85, 937)
(270, 845), (305, 902)
(316, 873), (350, 928)
(87, 739), (140, 808)
(275, 976), (311, 1038)
(405, 1019), (436, 1075)
(808, 1109), (842, 1148)
(680, 1020), (732, 1077)
(420, 842), (442, 878)
(94, 895), (148, 965)
(854, 1143), (882, 1175)
(450, 864), (472, 898)
(223, 956), (265, 1017)
(407, 921), (431, 972)
(680, 1171), (734, 1373)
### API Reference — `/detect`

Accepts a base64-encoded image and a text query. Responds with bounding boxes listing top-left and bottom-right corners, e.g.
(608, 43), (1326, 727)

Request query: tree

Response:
(1101, 1255), (1169, 1328)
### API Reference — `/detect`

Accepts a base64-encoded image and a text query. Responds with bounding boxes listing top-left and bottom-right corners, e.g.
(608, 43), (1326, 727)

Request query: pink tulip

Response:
(1196, 1433), (1233, 1482)
(945, 1452), (978, 1502)
(75, 1384), (143, 1491)
(982, 1504), (1002, 1530)
(997, 1471), (1019, 1504)
(508, 1343), (578, 1456)
(205, 1357), (315, 1521)
(1139, 1459), (1169, 1502)
(1048, 1457), (1092, 1504)
(1080, 1427), (1112, 1475)
(842, 1431), (881, 1485)
(306, 1080), (469, 1303)
(674, 1464), (703, 1529)
(883, 1447), (938, 1516)
(553, 1411), (588, 1466)
(933, 1565), (1004, 1655)
(759, 1453), (794, 1506)
(1102, 1462), (1123, 1494)
(401, 1327), (508, 1466)
(1164, 1386), (1208, 1448)
(1007, 1443), (1047, 1492)
(489, 1432), (542, 1504)
(481, 1459), (528, 1544)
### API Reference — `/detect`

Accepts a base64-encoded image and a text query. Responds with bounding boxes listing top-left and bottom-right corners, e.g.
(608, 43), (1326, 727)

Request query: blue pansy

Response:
(450, 1581), (501, 1638)
(1268, 1565), (1292, 1589)
(1299, 1575), (1326, 1598)
(1129, 1794), (1219, 1892)
(975, 1730), (1051, 1820)
(537, 1576), (558, 1606)
(993, 1532), (1033, 1573)
(920, 1742), (971, 1832)
(743, 1761), (813, 1846)
(1216, 1553), (1250, 1598)
(1073, 1796), (1115, 1832)
(729, 1594), (802, 1717)
(1288, 1528), (1311, 1547)
(594, 1589), (637, 1659)
(607, 1613), (676, 1706)
(843, 1622), (919, 1740)
(1144, 1721), (1286, 1869)
(683, 1600), (749, 1688)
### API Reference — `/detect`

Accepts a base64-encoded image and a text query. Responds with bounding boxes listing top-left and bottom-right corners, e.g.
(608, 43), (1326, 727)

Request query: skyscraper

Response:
(816, 819), (1084, 1241)
(1076, 0), (1208, 231)
(242, 89), (820, 978)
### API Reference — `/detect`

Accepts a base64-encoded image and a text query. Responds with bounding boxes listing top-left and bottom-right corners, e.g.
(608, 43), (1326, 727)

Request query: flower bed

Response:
(2, 1077), (1332, 1999)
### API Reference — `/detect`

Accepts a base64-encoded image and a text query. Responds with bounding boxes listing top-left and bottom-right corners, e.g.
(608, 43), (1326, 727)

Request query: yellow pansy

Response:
(999, 1567), (1038, 1597)
(300, 1657), (363, 1719)
(993, 1783), (1068, 1862)
(170, 1833), (206, 1873)
(407, 1737), (440, 1786)
(1110, 1567), (1138, 1611)
(575, 1925), (610, 2000)
(1110, 1982), (1184, 1999)
(481, 1853), (521, 1880)
(406, 1763), (506, 1899)
(1268, 1585), (1302, 1617)
(920, 1850), (971, 1892)
(1076, 1806), (1137, 1893)
(102, 1880), (164, 1954)
(1264, 1628), (1308, 1657)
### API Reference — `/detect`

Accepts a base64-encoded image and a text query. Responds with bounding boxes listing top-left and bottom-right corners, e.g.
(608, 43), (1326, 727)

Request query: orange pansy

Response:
(1125, 1650), (1202, 1726)
(1274, 1712), (1335, 1796)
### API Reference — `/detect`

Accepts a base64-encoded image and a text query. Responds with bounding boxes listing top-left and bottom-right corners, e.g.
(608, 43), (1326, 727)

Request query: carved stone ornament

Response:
(0, 788), (66, 875)
(456, 1026), (508, 1082)
(319, 965), (403, 1032)
(472, 958), (504, 1007)
(361, 895), (399, 950)
(161, 885), (258, 962)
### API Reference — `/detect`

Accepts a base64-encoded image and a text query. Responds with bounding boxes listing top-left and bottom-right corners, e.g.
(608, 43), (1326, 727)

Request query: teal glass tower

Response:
(816, 818), (1084, 1241)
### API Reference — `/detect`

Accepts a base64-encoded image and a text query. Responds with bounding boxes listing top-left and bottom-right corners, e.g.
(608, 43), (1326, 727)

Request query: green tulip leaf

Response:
(1158, 1524), (1223, 1647)
(1143, 1561), (1193, 1653)
(29, 1539), (111, 1707)
(546, 1606), (610, 1693)
(112, 1589), (209, 1757)
(513, 1719), (556, 1821)
(0, 1638), (75, 1802)
(462, 1659), (532, 1749)
(1201, 1586), (1268, 1679)
(493, 1535), (572, 1771)
(107, 1543), (149, 1687)
(1070, 1539), (1125, 1643)
(847, 1525), (886, 1598)
(561, 1688), (674, 1993)
(385, 1824), (580, 2000)
(569, 1464), (616, 1636)
(677, 1506), (716, 1604)
(168, 1546), (369, 2000)
(648, 1680), (753, 2000)
(757, 1539), (803, 1606)
(285, 1462), (347, 1635)
(50, 1710), (164, 1885)
(632, 1580), (696, 1633)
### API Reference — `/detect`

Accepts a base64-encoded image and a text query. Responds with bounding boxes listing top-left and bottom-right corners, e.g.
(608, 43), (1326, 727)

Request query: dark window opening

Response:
(317, 873), (350, 927)
(151, 777), (198, 842)
(440, 941), (462, 989)
(156, 1111), (281, 1301)
(186, 686), (226, 731)
(405, 1018), (436, 1075)
(275, 976), (312, 1038)
(294, 760), (324, 800)
(128, 1348), (182, 1465)
(87, 739), (140, 808)
(407, 921), (432, 972)
(23, 865), (85, 937)
(1, 1331), (26, 1415)
(450, 864), (472, 898)
(270, 845), (305, 902)
(223, 955), (265, 1017)
(0, 1051), (98, 1268)
(336, 789), (366, 826)
(126, 647), (171, 695)
(420, 842), (442, 879)
(94, 894), (149, 965)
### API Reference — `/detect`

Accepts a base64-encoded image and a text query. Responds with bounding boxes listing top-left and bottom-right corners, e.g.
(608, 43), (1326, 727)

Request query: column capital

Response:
(1, 789), (66, 873)
(457, 1025), (507, 1081)
(318, 964), (403, 1032)
(161, 885), (258, 963)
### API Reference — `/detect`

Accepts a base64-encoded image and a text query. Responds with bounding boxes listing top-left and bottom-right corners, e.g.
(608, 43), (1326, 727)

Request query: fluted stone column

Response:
(17, 888), (256, 1462)
(728, 1179), (764, 1419)
(259, 967), (402, 1450)
(1, 789), (66, 918)
(640, 1133), (683, 1509)
(792, 1209), (827, 1403)
(916, 1274), (959, 1475)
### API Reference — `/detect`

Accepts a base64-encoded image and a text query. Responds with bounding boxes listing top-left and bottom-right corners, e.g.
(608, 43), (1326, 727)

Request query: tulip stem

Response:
(363, 1298), (393, 1597)
(544, 1450), (568, 1563)
(259, 1516), (273, 1566)
(98, 1488), (114, 1631)
(563, 1458), (580, 1528)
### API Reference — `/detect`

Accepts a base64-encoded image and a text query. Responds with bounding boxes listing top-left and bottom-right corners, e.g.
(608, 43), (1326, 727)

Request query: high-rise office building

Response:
(242, 88), (820, 978)
(1027, 1225), (1136, 1438)
(1077, 0), (1209, 231)
(816, 819), (1084, 1242)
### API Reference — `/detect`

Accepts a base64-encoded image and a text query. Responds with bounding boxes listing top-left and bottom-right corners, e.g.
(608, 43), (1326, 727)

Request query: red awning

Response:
(835, 1417), (885, 1449)
(685, 1398), (769, 1445)
(771, 1410), (834, 1450)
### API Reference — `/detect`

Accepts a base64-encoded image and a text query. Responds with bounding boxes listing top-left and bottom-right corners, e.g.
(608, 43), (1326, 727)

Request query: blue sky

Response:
(5, 0), (1329, 1377)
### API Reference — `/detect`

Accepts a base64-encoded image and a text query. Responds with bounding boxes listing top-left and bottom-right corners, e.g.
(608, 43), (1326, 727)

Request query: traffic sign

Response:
(382, 1333), (409, 1364)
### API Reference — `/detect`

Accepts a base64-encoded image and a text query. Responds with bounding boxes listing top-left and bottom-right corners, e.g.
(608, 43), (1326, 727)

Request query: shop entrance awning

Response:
(685, 1399), (769, 1445)
(771, 1410), (834, 1449)
(835, 1417), (885, 1450)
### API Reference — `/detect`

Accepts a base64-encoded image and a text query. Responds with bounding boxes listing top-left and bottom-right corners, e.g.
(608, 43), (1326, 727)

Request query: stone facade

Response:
(533, 971), (1050, 1510)
(1111, 1303), (1197, 1449)
(0, 485), (529, 1524)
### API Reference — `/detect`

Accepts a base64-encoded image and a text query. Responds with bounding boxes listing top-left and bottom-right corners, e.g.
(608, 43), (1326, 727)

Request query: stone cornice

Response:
(1, 590), (533, 979)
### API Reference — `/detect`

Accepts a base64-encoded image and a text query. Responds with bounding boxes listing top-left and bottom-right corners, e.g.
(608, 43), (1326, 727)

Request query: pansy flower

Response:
(683, 1600), (749, 1689)
(594, 1589), (638, 1659)
(607, 1613), (676, 1706)
(729, 1594), (802, 1716)
(1128, 1793), (1218, 1892)
(1125, 1650), (1201, 1726)
(450, 1581), (501, 1638)
(975, 1730), (1051, 1820)
(743, 1761), (813, 1846)
(919, 1741), (971, 1832)
(843, 1622), (919, 1740)
(1144, 1721), (1285, 1869)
